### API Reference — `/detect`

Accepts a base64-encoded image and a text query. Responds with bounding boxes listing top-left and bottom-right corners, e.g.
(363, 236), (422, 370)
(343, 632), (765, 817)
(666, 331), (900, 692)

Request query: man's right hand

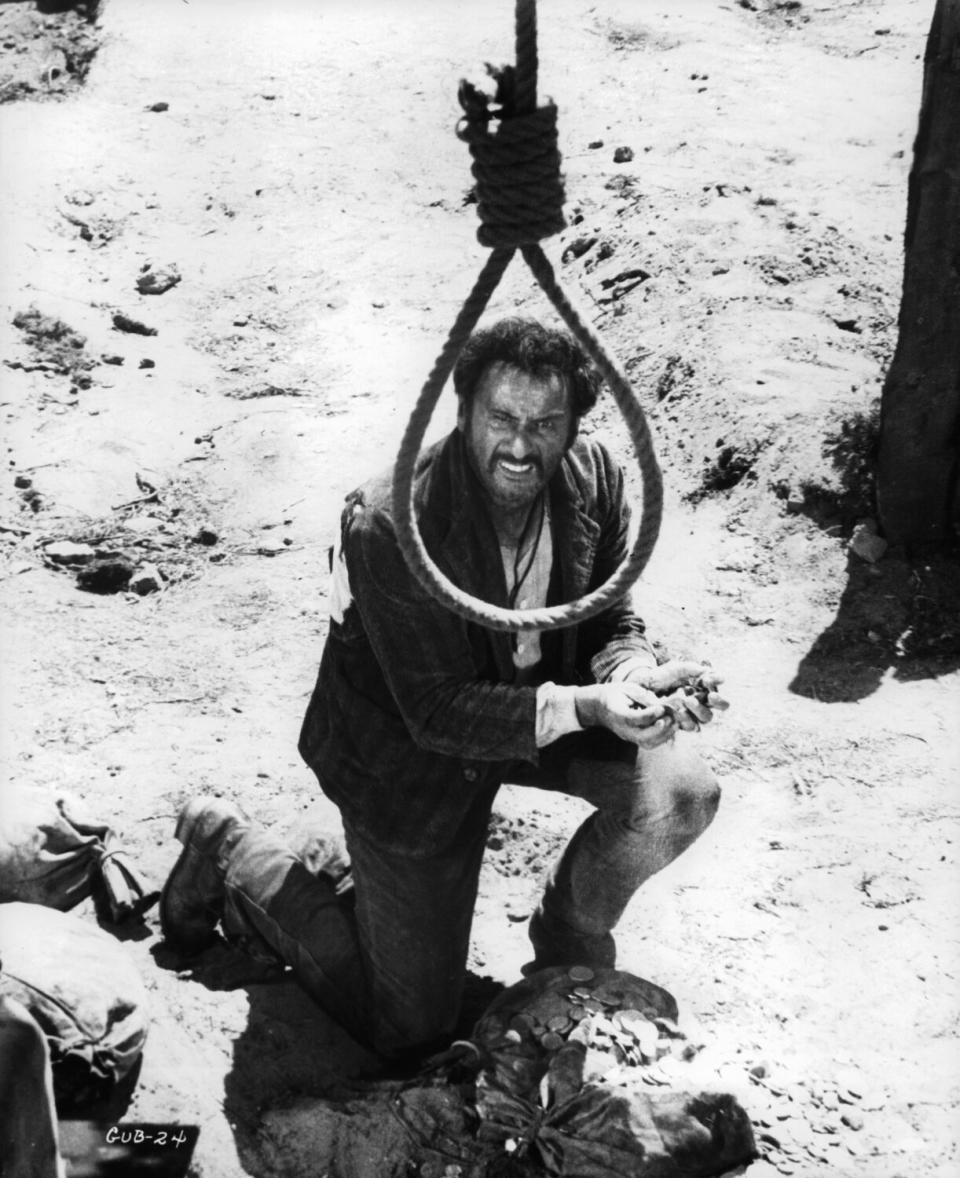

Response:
(575, 682), (676, 748)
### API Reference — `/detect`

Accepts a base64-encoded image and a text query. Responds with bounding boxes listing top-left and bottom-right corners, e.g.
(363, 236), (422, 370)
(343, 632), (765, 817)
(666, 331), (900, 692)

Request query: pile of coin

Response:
(474, 966), (686, 1080)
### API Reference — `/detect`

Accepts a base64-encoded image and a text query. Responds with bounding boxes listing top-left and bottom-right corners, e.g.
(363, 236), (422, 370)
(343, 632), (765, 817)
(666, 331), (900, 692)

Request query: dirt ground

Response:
(1, 0), (958, 1175)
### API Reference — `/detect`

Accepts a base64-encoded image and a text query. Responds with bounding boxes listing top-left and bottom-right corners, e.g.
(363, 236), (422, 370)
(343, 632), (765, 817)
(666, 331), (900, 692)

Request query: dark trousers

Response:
(220, 731), (720, 1057)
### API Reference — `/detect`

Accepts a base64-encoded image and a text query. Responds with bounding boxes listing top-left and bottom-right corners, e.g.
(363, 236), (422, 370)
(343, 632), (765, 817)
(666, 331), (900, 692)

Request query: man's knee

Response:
(626, 741), (721, 833)
(671, 756), (721, 832)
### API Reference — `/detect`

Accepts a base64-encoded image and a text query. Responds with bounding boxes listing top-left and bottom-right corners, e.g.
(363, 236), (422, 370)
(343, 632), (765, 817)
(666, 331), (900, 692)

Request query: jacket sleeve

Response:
(343, 500), (541, 764)
(579, 446), (660, 682)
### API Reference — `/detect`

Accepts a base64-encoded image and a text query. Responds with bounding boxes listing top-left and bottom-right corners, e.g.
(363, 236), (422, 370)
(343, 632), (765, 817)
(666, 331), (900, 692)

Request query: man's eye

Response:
(536, 419), (558, 434)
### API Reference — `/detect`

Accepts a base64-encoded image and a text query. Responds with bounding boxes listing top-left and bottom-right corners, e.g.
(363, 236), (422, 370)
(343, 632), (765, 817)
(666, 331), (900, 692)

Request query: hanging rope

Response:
(391, 0), (662, 633)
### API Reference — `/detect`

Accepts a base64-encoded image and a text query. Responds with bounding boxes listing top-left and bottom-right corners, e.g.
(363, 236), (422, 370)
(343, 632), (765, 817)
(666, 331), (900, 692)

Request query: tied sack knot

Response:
(457, 67), (566, 249)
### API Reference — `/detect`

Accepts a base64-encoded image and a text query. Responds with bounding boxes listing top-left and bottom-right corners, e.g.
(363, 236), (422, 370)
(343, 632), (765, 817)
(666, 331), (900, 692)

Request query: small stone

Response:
(13, 474), (32, 489)
(841, 1112), (864, 1131)
(129, 563), (164, 595)
(113, 312), (157, 337)
(77, 557), (135, 593)
(613, 145), (635, 164)
(136, 264), (181, 295)
(562, 235), (598, 262)
(588, 139), (604, 149)
(101, 354), (125, 365)
(193, 528), (219, 546)
(850, 521), (887, 563)
(43, 541), (97, 566)
(139, 358), (156, 369)
(146, 101), (169, 112)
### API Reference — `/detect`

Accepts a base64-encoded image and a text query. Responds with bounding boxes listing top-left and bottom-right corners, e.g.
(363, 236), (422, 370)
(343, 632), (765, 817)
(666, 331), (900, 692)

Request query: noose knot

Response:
(457, 64), (566, 249)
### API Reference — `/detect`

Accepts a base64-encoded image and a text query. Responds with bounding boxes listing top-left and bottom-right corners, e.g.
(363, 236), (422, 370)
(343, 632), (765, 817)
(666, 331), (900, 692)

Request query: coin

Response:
(539, 997), (571, 1020)
(568, 965), (595, 983)
(510, 1013), (537, 1031)
(635, 1023), (659, 1056)
(540, 1032), (564, 1051)
(547, 1015), (571, 1033)
(616, 1010), (648, 1032)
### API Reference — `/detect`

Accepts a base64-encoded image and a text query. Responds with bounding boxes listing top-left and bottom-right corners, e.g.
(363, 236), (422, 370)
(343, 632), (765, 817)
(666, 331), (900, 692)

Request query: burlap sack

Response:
(0, 787), (158, 922)
(0, 902), (149, 1112)
(466, 966), (757, 1177)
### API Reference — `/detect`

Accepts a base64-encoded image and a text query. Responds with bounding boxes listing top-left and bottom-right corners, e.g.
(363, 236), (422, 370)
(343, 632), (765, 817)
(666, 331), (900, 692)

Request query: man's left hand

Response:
(622, 659), (730, 732)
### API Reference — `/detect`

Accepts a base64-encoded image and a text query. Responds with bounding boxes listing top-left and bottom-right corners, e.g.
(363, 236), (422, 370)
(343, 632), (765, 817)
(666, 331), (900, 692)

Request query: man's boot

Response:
(160, 796), (249, 955)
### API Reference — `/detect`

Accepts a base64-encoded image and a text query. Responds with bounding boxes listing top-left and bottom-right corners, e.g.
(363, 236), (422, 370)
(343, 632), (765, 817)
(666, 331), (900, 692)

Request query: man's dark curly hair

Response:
(453, 317), (601, 419)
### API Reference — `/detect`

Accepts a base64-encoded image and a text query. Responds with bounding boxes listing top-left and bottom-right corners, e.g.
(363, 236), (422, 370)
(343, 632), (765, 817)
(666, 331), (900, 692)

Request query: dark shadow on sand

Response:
(151, 936), (504, 1176)
(789, 546), (960, 703)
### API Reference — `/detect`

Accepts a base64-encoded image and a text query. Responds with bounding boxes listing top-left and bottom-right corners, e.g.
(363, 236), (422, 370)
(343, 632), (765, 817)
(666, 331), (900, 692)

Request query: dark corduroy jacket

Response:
(298, 429), (655, 855)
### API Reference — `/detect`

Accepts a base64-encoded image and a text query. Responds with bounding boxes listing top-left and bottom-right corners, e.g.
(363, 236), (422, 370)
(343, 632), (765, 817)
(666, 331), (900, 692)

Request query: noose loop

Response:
(391, 0), (662, 633)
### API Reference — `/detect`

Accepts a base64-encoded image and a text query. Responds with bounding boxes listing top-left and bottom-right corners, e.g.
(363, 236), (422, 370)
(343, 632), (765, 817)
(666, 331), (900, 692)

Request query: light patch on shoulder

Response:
(328, 540), (352, 624)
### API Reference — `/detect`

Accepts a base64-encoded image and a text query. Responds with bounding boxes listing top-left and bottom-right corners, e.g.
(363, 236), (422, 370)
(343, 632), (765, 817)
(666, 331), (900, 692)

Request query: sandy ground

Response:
(1, 0), (958, 1175)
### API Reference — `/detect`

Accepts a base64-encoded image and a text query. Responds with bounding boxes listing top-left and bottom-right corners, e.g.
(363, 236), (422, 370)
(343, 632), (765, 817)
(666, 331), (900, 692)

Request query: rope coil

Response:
(459, 99), (566, 248)
(390, 0), (662, 633)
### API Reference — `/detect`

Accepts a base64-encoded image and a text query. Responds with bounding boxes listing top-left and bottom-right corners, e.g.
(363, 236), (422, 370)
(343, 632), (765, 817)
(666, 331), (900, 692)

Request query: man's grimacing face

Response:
(458, 361), (575, 515)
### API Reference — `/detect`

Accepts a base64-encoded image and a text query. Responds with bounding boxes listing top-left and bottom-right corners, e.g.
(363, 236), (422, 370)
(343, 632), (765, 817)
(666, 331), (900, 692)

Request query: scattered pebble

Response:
(145, 101), (169, 112)
(136, 263), (181, 295)
(129, 563), (164, 595)
(65, 189), (95, 207)
(42, 540), (96, 566)
(613, 145), (635, 163)
(561, 235), (597, 262)
(139, 358), (156, 369)
(113, 312), (158, 336)
(850, 521), (887, 563)
(76, 557), (135, 593)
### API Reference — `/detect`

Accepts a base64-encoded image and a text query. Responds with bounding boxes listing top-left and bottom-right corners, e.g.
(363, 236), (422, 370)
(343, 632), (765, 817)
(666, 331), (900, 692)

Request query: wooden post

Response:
(877, 0), (960, 547)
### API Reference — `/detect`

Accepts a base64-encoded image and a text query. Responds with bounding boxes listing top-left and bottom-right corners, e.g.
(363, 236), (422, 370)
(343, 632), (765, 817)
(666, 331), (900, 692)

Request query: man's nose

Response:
(504, 425), (534, 458)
